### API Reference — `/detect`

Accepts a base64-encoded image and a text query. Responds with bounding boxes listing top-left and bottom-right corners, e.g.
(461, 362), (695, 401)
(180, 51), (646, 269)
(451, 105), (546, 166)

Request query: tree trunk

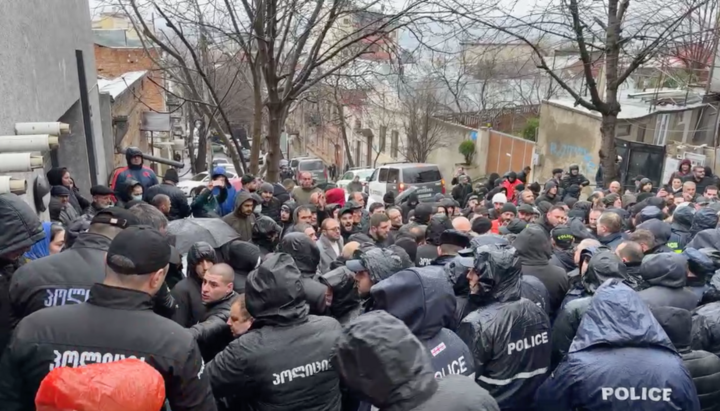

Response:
(338, 103), (355, 168)
(600, 113), (619, 187)
(265, 105), (285, 182)
(250, 69), (263, 174)
(187, 110), (197, 174)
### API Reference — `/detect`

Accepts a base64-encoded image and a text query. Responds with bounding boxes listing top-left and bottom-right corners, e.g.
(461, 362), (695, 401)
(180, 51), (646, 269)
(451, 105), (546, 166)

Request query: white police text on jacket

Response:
(601, 387), (672, 402)
(507, 331), (549, 355)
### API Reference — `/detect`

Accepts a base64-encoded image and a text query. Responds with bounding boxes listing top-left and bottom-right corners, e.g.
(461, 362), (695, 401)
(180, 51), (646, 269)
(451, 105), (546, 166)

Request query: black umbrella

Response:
(167, 218), (239, 254)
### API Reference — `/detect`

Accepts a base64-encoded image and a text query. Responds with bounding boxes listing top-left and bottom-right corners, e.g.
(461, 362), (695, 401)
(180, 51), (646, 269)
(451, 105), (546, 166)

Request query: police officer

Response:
(0, 227), (217, 411)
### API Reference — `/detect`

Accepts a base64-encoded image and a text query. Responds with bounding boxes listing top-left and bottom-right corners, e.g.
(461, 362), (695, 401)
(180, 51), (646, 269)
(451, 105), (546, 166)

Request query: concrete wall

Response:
(0, 0), (107, 213)
(536, 102), (602, 187)
(98, 93), (116, 181)
(426, 120), (475, 183)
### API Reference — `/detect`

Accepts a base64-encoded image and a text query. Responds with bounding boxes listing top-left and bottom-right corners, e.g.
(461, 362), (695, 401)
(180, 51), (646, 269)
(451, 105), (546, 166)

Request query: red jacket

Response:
(501, 179), (523, 203)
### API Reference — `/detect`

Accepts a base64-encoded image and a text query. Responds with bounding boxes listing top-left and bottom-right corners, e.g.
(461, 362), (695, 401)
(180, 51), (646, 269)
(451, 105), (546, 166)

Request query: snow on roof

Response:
(546, 89), (707, 120)
(98, 71), (147, 99)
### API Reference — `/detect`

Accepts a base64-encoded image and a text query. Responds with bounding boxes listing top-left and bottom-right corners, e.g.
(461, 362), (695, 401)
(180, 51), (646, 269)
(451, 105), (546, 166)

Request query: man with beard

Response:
(292, 171), (321, 205)
(80, 185), (116, 219)
(223, 191), (257, 241)
(549, 225), (577, 273)
(536, 181), (560, 205)
(368, 213), (392, 247)
(517, 204), (537, 223)
(684, 165), (713, 195)
(492, 203), (516, 234)
(452, 174), (473, 207)
(587, 208), (602, 236)
(339, 205), (358, 242)
(318, 218), (344, 273)
(258, 182), (282, 223)
(518, 189), (535, 206)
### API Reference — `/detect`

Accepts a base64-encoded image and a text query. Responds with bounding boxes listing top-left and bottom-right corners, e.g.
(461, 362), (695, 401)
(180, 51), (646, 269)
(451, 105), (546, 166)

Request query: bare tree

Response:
(441, 0), (711, 185)
(400, 79), (450, 163)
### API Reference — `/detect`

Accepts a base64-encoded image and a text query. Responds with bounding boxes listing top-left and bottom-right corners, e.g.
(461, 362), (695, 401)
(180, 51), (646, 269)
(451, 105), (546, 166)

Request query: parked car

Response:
(367, 163), (445, 204)
(212, 158), (232, 169)
(178, 169), (242, 197)
(295, 158), (328, 184)
(337, 168), (375, 191)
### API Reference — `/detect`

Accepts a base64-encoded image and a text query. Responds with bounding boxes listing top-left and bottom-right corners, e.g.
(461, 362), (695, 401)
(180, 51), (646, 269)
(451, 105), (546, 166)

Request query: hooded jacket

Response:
(372, 268), (474, 379)
(637, 219), (674, 254)
(691, 208), (719, 237)
(514, 225), (568, 317)
(456, 244), (551, 411)
(46, 167), (89, 214)
(549, 249), (576, 272)
(669, 159), (693, 184)
(651, 306), (720, 411)
(144, 180), (191, 221)
(223, 190), (256, 241)
(638, 253), (697, 311)
(415, 216), (452, 267)
(0, 194), (45, 352)
(552, 251), (632, 367)
(669, 206), (694, 252)
(258, 183), (283, 223)
(500, 173), (522, 203)
(0, 283), (216, 411)
(401, 192), (420, 224)
(210, 166), (238, 217)
(218, 240), (261, 293)
(172, 242), (216, 327)
(535, 181), (559, 206)
(319, 267), (361, 325)
(278, 233), (328, 315)
(332, 311), (500, 411)
(207, 253), (342, 411)
(109, 147), (159, 196)
(445, 256), (473, 323)
(536, 280), (700, 411)
(280, 200), (298, 238)
(688, 227), (720, 254)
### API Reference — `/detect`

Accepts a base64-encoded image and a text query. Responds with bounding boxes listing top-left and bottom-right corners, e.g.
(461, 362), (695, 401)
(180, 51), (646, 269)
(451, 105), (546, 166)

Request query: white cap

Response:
(492, 193), (507, 204)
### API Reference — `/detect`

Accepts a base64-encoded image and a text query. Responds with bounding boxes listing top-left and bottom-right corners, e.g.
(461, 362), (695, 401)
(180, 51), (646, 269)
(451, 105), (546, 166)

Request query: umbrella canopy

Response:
(167, 218), (239, 254)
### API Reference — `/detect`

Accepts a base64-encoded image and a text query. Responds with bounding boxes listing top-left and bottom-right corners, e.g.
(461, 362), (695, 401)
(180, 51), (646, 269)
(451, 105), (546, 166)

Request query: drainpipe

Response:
(0, 153), (44, 173)
(0, 135), (59, 152)
(0, 176), (27, 195)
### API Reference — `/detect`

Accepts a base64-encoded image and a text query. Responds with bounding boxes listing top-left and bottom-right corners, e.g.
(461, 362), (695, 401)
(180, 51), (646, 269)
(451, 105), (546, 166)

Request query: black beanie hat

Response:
(500, 203), (517, 215)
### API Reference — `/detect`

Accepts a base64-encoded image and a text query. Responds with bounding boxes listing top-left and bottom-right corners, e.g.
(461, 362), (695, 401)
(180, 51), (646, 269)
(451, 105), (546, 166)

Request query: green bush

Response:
(459, 140), (476, 165)
(522, 118), (539, 141)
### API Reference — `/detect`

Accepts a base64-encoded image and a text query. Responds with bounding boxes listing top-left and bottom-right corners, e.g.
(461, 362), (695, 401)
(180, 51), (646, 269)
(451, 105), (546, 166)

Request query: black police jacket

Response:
(0, 284), (216, 411)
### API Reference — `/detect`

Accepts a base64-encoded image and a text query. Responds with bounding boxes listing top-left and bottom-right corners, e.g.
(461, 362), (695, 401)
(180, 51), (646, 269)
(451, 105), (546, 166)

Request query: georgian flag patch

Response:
(430, 342), (446, 357)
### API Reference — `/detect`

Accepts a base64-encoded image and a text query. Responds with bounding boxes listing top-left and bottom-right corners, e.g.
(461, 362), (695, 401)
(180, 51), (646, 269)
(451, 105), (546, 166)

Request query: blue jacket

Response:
(536, 280), (700, 411)
(210, 166), (237, 217)
(110, 147), (158, 196)
(371, 267), (475, 380)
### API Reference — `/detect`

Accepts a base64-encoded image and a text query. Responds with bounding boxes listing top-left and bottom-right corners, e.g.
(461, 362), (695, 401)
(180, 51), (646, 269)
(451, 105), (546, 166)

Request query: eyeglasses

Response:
(325, 227), (341, 232)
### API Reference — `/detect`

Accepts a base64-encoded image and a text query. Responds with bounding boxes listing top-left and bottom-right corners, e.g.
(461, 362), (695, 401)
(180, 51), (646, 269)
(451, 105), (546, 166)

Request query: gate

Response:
(486, 130), (535, 176)
(616, 139), (666, 190)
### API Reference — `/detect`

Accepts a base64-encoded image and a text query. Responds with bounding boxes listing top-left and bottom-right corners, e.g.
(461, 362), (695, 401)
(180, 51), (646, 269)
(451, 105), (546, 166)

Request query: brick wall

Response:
(95, 44), (166, 169)
(94, 44), (165, 112)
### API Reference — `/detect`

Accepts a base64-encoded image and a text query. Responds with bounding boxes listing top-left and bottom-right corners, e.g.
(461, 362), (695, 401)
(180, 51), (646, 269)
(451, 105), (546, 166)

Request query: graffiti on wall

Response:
(549, 142), (598, 177)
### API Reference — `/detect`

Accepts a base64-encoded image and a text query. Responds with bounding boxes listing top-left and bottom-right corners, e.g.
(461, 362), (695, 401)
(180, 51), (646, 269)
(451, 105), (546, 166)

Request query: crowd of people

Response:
(1, 149), (720, 410)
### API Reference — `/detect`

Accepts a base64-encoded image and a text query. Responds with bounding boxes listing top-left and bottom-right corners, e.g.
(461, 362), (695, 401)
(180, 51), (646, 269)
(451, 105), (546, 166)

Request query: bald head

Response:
(208, 263), (235, 284)
(342, 241), (360, 260)
(310, 191), (322, 205)
(452, 217), (471, 233)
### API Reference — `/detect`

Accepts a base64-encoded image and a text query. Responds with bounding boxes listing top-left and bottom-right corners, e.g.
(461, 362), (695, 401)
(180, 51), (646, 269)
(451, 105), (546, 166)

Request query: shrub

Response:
(459, 140), (476, 165)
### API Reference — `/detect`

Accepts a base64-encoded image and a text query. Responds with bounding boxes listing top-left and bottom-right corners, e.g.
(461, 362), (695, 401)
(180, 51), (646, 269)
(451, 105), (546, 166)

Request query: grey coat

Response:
(317, 234), (343, 275)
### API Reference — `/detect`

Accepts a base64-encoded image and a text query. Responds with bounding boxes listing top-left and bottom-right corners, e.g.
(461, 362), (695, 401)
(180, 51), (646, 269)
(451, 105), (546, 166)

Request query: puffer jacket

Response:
(211, 166), (238, 217)
(318, 267), (361, 326)
(332, 311), (500, 411)
(144, 181), (191, 221)
(223, 190), (257, 241)
(171, 242), (216, 327)
(218, 240), (261, 293)
(514, 225), (569, 318)
(552, 250), (632, 367)
(372, 268), (475, 379)
(690, 208), (719, 238)
(457, 244), (550, 411)
(637, 218), (674, 254)
(207, 253), (343, 411)
(639, 253), (698, 311)
(668, 206), (694, 252)
(652, 306), (720, 411)
(0, 194), (45, 352)
(261, 196), (283, 224)
(278, 233), (328, 315)
(109, 147), (159, 195)
(692, 302), (720, 355)
(536, 280), (700, 411)
(280, 200), (298, 238)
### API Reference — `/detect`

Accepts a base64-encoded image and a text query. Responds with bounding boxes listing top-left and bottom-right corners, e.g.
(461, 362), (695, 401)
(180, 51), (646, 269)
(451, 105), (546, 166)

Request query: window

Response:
(354, 118), (362, 129)
(387, 168), (399, 183)
(369, 168), (379, 182)
(616, 124), (632, 137)
(342, 171), (354, 180)
(402, 166), (442, 183)
(192, 172), (208, 181)
(298, 160), (324, 171)
(378, 168), (389, 182)
(391, 130), (399, 158)
(342, 18), (351, 25)
(379, 126), (387, 152)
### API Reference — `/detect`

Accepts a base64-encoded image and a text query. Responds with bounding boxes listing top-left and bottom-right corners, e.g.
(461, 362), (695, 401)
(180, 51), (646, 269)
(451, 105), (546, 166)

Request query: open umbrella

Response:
(167, 218), (239, 254)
